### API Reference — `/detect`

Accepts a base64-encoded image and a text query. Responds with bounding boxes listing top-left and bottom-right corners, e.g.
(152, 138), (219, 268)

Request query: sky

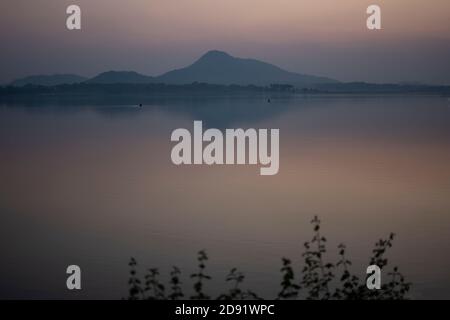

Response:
(0, 0), (449, 84)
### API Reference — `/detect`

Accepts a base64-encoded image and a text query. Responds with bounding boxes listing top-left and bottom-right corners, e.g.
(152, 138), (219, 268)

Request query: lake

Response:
(1, 94), (450, 299)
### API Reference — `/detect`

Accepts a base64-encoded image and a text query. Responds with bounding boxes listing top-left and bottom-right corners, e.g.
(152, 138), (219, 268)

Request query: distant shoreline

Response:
(1, 82), (449, 102)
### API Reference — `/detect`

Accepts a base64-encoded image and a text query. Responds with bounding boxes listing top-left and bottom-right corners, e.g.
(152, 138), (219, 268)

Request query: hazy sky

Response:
(1, 0), (449, 84)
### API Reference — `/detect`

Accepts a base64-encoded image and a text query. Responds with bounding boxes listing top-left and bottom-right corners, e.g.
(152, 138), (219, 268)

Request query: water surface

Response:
(1, 95), (450, 299)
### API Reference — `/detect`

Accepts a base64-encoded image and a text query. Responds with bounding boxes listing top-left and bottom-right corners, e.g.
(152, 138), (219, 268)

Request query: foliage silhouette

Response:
(190, 250), (211, 300)
(277, 258), (300, 299)
(127, 217), (411, 300)
(144, 268), (166, 300)
(168, 266), (184, 300)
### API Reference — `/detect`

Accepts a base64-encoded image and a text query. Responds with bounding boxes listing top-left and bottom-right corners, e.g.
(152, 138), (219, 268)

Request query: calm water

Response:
(1, 95), (450, 299)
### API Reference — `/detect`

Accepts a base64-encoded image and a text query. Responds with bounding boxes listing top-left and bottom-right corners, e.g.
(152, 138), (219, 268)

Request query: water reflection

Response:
(0, 95), (449, 299)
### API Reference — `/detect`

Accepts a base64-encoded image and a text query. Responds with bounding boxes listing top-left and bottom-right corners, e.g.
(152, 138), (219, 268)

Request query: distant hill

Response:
(156, 50), (338, 87)
(85, 71), (154, 84)
(8, 51), (338, 87)
(11, 74), (87, 86)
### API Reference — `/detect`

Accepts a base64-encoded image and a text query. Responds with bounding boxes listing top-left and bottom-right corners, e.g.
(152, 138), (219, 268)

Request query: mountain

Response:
(85, 71), (154, 84)
(156, 50), (338, 87)
(10, 74), (87, 86)
(9, 51), (338, 87)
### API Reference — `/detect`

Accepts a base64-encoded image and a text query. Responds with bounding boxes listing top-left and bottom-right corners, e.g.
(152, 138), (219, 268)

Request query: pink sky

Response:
(1, 0), (449, 84)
